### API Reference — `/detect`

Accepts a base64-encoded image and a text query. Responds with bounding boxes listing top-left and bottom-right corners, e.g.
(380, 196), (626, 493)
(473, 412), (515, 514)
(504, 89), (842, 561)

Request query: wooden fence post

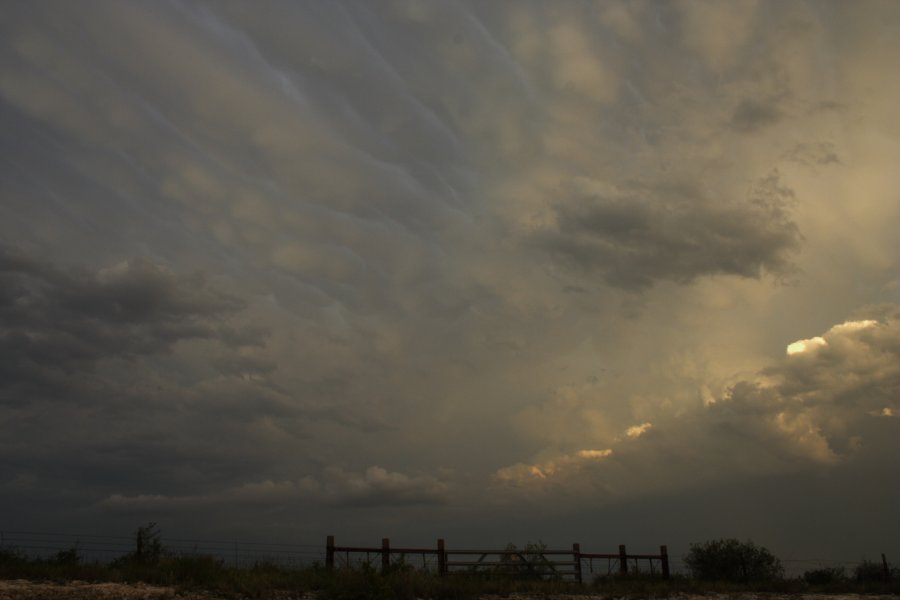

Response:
(382, 538), (390, 571)
(326, 536), (335, 570)
(619, 545), (628, 575)
(438, 539), (446, 576)
(573, 543), (582, 584)
(660, 545), (669, 580)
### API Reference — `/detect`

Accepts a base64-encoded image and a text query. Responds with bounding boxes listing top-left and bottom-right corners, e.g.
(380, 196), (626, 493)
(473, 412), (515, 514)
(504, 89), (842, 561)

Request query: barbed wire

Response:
(0, 529), (326, 567)
(0, 529), (890, 575)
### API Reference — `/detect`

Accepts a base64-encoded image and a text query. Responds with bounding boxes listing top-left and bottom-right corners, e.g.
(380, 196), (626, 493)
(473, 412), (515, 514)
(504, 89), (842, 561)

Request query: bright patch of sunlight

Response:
(625, 422), (652, 438)
(830, 319), (877, 334)
(576, 448), (614, 459)
(786, 336), (826, 355)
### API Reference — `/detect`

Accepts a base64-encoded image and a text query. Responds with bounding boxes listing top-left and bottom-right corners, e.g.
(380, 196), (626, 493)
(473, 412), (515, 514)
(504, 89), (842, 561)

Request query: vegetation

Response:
(802, 565), (847, 585)
(855, 558), (890, 582)
(1, 530), (898, 599)
(684, 538), (783, 582)
(496, 540), (561, 580)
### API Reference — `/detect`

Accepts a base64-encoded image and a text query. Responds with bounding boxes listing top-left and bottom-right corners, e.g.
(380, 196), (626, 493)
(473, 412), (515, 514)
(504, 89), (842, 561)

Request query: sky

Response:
(1, 0), (899, 568)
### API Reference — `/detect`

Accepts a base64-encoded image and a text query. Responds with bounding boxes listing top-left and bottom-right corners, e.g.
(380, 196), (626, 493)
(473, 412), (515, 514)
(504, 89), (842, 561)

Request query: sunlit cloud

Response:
(625, 423), (653, 438)
(786, 336), (826, 355)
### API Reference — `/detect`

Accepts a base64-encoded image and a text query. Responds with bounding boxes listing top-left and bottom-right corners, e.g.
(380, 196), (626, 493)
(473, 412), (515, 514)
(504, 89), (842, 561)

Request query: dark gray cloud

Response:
(0, 250), (238, 343)
(0, 248), (283, 505)
(0, 245), (247, 402)
(536, 172), (801, 289)
(731, 98), (783, 132)
(785, 141), (841, 166)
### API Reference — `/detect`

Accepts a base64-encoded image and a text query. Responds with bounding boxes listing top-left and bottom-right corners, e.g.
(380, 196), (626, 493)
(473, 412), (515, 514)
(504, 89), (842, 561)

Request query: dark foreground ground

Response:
(0, 579), (320, 599)
(2, 580), (899, 600)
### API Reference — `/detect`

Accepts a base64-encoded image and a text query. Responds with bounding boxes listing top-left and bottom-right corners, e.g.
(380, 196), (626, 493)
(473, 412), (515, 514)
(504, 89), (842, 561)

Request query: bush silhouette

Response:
(803, 566), (846, 584)
(685, 539), (783, 582)
(52, 546), (81, 566)
(854, 560), (885, 582)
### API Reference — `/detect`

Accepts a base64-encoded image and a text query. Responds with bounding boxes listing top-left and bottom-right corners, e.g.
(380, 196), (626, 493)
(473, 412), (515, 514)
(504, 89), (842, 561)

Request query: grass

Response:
(2, 545), (899, 599)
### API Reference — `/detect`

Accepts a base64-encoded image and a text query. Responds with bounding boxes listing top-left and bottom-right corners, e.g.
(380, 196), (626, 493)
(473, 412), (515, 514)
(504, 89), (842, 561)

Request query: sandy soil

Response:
(0, 579), (179, 599)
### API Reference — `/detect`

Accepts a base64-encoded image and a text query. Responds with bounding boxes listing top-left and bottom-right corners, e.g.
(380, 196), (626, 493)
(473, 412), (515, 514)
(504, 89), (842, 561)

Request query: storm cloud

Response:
(1, 0), (899, 561)
(536, 172), (800, 289)
(0, 245), (249, 403)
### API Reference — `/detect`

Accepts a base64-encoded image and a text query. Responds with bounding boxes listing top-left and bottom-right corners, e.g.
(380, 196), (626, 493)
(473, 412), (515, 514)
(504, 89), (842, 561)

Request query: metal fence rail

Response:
(325, 536), (669, 583)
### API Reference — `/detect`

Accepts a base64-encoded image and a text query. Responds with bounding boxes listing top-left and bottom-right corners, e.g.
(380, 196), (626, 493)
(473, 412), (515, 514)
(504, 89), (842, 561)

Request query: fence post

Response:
(326, 535), (335, 570)
(660, 545), (669, 580)
(619, 544), (628, 575)
(382, 538), (390, 572)
(883, 554), (890, 581)
(573, 543), (582, 584)
(438, 539), (446, 576)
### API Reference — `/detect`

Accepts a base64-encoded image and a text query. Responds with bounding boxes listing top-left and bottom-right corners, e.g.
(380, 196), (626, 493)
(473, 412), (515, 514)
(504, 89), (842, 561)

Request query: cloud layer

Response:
(1, 0), (899, 557)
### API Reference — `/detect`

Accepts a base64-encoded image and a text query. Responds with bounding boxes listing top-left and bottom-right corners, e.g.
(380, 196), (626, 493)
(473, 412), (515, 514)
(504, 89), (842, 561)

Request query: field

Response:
(2, 536), (898, 600)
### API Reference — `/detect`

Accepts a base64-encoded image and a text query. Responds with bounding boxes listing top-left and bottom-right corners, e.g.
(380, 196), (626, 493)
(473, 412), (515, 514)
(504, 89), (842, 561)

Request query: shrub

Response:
(685, 538), (784, 582)
(52, 546), (81, 566)
(854, 559), (886, 582)
(0, 547), (25, 565)
(803, 566), (846, 585)
(159, 555), (225, 585)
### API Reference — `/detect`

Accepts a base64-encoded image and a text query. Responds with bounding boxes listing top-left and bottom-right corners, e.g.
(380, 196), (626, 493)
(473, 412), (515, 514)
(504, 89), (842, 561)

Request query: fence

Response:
(325, 536), (669, 583)
(781, 555), (893, 580)
(0, 530), (324, 568)
(1, 529), (891, 582)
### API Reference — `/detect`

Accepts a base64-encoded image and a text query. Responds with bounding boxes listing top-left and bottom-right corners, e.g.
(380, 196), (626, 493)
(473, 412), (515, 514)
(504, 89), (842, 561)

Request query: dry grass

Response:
(2, 545), (898, 600)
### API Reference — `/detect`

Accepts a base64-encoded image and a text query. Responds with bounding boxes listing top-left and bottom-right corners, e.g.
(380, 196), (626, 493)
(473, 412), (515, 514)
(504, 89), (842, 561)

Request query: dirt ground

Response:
(0, 580), (176, 599)
(0, 579), (318, 599)
(1, 581), (897, 600)
(0, 579), (209, 599)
